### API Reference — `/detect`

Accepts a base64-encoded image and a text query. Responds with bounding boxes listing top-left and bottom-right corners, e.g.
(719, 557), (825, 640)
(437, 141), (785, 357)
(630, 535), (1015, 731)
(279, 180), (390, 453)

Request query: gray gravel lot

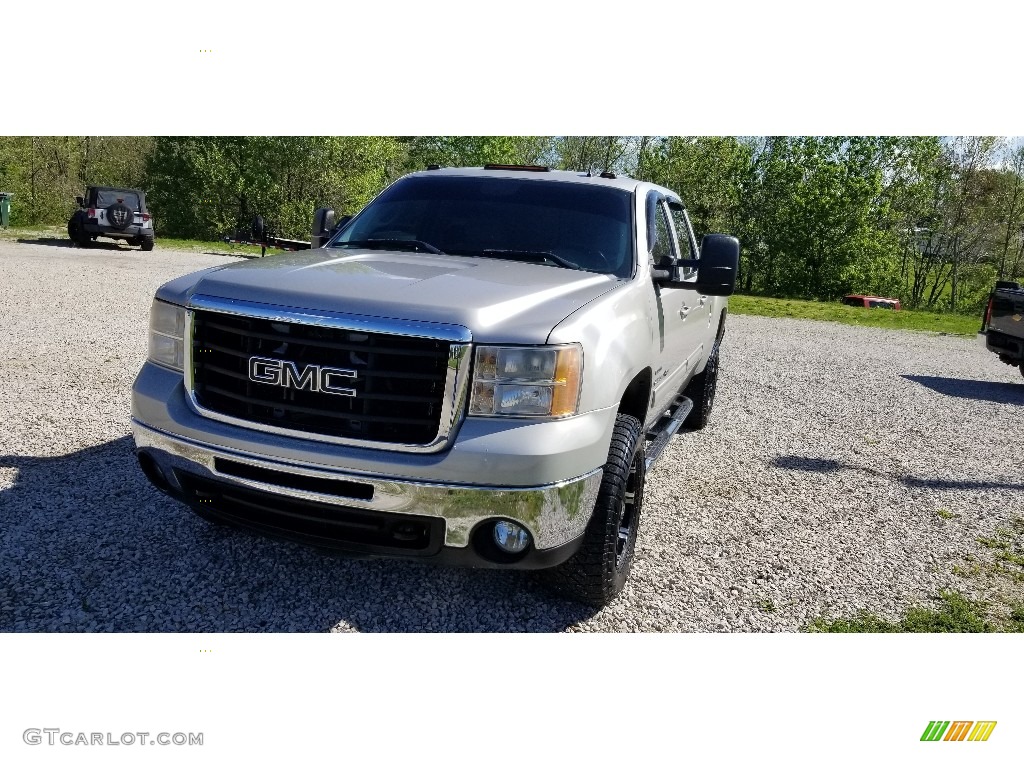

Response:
(1, 239), (1022, 632)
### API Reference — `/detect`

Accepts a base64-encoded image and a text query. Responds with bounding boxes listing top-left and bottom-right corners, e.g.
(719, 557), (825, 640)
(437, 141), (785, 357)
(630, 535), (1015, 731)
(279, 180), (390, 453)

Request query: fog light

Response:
(493, 520), (531, 554)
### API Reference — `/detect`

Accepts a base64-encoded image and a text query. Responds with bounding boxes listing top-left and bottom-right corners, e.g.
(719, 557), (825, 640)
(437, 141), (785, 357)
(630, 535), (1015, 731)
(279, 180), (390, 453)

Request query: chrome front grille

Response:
(185, 297), (471, 451)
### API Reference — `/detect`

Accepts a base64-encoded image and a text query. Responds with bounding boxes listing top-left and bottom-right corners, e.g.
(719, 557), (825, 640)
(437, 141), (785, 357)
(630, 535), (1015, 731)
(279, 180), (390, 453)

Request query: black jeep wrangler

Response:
(68, 186), (155, 250)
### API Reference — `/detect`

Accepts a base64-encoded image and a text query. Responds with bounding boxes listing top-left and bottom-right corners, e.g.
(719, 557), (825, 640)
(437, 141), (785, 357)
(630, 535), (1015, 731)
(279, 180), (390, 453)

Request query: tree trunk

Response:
(950, 239), (959, 310)
(82, 137), (90, 189)
(1010, 237), (1024, 281)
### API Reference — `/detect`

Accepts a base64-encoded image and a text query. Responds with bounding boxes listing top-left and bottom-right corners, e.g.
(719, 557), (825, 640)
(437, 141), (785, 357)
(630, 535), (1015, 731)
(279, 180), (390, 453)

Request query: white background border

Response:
(2, 2), (1021, 764)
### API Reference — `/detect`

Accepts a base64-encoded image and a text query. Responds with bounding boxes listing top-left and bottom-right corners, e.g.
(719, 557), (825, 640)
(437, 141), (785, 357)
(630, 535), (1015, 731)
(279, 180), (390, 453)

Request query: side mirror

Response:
(76, 196), (85, 208)
(652, 234), (740, 296)
(695, 234), (740, 296)
(311, 207), (336, 249)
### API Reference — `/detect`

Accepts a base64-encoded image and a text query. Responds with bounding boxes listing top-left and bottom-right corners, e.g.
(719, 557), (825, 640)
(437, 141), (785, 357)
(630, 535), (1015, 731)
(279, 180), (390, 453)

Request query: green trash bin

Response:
(0, 192), (12, 228)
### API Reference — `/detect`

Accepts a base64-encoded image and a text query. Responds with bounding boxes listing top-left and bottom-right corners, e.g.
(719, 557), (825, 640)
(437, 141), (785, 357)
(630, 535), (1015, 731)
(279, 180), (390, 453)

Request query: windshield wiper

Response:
(475, 249), (580, 270)
(335, 239), (445, 254)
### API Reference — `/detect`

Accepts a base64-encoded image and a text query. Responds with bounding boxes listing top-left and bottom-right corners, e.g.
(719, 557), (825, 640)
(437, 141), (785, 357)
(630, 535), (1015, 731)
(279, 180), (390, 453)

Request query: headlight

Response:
(469, 344), (583, 417)
(148, 299), (186, 372)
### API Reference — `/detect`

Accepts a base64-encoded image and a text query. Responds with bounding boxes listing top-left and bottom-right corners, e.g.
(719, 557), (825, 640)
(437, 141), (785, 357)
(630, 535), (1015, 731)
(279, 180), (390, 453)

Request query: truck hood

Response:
(175, 249), (623, 344)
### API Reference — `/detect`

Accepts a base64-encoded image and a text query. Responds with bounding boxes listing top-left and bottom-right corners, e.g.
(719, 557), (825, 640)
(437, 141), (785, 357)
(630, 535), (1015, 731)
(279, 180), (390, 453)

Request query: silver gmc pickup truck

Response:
(132, 165), (739, 606)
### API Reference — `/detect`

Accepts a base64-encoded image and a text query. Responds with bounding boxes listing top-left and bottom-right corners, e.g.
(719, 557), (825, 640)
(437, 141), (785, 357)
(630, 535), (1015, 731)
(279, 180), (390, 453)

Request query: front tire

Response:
(540, 414), (646, 608)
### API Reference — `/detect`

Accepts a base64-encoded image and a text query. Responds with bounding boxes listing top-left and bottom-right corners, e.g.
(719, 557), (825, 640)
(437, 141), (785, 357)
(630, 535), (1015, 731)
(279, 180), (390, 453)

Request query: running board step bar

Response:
(644, 395), (694, 471)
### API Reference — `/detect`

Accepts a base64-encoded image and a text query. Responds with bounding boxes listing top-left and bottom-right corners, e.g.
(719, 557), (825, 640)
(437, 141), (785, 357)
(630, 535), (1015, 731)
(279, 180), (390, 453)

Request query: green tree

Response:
(402, 136), (555, 170)
(735, 136), (887, 298)
(553, 136), (641, 175)
(637, 135), (755, 239)
(987, 143), (1024, 282)
(144, 136), (405, 239)
(0, 136), (153, 226)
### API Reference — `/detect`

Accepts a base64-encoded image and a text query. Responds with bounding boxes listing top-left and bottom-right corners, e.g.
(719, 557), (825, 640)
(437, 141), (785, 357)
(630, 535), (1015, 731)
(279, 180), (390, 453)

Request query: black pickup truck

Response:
(981, 280), (1024, 377)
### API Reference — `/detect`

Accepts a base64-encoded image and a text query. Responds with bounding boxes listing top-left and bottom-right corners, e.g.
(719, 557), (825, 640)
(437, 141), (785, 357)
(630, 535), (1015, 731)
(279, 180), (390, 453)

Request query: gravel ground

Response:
(1, 238), (1022, 632)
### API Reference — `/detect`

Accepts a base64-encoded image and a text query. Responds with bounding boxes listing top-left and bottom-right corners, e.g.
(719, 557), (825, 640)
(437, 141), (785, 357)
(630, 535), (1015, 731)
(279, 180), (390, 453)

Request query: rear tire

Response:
(682, 343), (720, 430)
(683, 312), (726, 430)
(140, 238), (154, 252)
(67, 213), (89, 247)
(539, 414), (645, 608)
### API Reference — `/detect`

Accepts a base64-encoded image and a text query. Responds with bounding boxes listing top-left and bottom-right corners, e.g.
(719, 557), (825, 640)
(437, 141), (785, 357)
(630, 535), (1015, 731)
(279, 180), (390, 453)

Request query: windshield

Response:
(329, 175), (634, 277)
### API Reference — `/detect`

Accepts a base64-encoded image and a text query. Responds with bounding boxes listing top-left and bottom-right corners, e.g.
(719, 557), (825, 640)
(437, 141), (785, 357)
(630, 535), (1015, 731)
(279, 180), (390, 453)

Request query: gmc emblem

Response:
(248, 356), (356, 397)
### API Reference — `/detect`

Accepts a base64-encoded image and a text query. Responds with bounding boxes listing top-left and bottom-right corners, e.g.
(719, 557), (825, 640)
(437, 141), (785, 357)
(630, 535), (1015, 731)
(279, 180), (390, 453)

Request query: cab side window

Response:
(669, 205), (700, 278)
(669, 207), (696, 261)
(649, 200), (677, 266)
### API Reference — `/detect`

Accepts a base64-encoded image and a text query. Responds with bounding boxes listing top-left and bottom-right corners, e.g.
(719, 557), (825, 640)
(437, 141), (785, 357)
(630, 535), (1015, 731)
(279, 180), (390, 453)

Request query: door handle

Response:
(699, 295), (708, 306)
(679, 306), (691, 319)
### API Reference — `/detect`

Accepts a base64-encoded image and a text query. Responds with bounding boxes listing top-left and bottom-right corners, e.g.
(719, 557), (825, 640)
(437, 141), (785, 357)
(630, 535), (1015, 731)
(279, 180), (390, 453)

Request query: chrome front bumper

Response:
(132, 421), (602, 551)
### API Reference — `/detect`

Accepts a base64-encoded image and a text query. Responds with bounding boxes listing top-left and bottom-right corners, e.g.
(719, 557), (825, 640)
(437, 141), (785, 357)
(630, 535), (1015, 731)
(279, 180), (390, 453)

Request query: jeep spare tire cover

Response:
(107, 202), (134, 230)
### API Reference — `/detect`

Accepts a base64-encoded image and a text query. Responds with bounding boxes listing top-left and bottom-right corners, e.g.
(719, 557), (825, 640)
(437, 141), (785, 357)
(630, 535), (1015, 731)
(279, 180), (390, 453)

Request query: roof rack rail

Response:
(483, 164), (550, 172)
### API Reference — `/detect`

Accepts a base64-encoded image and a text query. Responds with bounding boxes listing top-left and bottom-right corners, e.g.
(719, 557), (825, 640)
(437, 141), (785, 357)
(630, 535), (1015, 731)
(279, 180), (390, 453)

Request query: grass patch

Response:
(1000, 551), (1024, 568)
(807, 591), (995, 633)
(952, 563), (983, 578)
(729, 294), (979, 337)
(0, 224), (64, 241)
(936, 509), (955, 520)
(1010, 605), (1024, 631)
(158, 236), (280, 258)
(1, 225), (279, 258)
(975, 524), (1024, 577)
(817, 517), (1024, 632)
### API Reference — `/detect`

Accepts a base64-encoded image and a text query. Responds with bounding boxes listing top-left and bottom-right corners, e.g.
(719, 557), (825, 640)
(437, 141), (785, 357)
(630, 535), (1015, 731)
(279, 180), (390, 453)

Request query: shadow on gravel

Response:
(16, 237), (75, 248)
(772, 456), (846, 473)
(902, 374), (1024, 405)
(0, 438), (597, 633)
(16, 237), (139, 251)
(772, 454), (1024, 492)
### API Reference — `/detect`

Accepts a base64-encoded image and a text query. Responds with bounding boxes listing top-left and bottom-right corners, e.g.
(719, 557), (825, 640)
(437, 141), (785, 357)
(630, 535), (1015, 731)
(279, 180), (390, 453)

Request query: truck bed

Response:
(983, 283), (1024, 368)
(988, 286), (1024, 337)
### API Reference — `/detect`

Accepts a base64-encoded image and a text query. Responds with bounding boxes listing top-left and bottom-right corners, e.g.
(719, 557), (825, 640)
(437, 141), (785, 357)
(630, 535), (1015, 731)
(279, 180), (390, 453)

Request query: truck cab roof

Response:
(408, 165), (682, 203)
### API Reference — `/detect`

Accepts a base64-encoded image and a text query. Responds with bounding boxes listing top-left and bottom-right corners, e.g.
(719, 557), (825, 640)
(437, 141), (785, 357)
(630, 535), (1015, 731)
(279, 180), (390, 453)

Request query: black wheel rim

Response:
(615, 450), (641, 569)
